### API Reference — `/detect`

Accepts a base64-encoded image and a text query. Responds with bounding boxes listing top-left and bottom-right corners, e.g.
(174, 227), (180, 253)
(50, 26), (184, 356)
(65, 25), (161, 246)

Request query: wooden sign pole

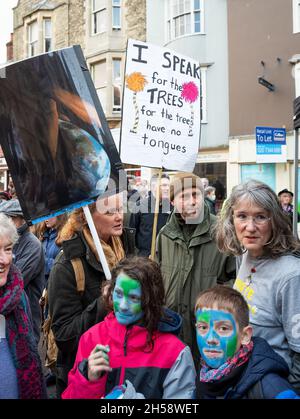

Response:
(150, 168), (163, 260)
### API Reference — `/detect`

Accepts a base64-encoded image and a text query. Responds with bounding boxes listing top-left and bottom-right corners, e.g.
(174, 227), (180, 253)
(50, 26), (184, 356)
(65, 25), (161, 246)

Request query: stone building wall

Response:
(12, 0), (85, 61)
(125, 0), (146, 41)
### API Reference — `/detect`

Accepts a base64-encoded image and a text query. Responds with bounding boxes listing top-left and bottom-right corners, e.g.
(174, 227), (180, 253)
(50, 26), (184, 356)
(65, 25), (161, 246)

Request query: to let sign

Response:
(256, 126), (287, 163)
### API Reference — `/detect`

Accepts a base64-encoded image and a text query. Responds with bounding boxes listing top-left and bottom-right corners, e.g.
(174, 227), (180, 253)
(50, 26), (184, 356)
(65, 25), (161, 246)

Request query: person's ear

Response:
(240, 325), (253, 345)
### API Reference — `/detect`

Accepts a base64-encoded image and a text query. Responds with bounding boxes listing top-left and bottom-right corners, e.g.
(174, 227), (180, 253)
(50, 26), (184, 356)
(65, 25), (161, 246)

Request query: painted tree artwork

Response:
(125, 72), (147, 133)
(121, 39), (201, 172)
(181, 81), (199, 136)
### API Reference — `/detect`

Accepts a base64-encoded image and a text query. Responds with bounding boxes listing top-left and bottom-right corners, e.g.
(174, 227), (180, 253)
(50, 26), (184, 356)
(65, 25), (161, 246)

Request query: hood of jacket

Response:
(229, 337), (289, 398)
(157, 307), (182, 335)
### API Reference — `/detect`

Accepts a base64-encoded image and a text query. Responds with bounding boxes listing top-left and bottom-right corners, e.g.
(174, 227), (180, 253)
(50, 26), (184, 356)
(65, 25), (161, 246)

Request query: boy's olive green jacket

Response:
(156, 205), (236, 364)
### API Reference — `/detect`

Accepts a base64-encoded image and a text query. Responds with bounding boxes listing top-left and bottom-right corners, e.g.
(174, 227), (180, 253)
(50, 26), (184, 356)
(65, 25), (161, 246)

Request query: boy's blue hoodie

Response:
(199, 337), (299, 399)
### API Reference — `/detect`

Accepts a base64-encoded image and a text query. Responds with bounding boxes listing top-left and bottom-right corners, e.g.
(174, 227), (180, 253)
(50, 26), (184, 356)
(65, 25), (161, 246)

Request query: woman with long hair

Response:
(215, 179), (300, 390)
(47, 193), (135, 398)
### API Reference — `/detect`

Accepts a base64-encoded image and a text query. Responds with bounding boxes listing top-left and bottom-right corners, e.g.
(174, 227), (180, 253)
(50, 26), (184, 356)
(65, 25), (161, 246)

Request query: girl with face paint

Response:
(62, 257), (196, 399)
(194, 286), (300, 399)
(112, 274), (143, 326)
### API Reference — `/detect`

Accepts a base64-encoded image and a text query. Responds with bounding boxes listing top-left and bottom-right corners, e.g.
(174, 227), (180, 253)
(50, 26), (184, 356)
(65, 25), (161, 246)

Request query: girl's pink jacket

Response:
(62, 312), (196, 399)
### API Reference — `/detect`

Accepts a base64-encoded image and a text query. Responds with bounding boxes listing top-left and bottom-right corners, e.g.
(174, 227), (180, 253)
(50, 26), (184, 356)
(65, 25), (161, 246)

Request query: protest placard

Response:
(120, 39), (201, 172)
(0, 45), (126, 225)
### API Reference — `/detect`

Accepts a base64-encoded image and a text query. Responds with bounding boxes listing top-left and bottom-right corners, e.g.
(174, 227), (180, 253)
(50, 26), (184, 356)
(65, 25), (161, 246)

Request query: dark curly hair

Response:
(103, 256), (165, 350)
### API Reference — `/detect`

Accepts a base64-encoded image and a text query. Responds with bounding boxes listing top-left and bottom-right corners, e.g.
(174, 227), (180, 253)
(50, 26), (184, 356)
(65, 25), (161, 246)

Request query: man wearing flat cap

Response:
(156, 172), (236, 366)
(0, 199), (45, 344)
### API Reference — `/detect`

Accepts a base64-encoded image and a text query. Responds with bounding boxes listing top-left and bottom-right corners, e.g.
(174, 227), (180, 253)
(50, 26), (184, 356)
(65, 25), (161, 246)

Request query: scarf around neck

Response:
(0, 265), (45, 399)
(83, 226), (125, 270)
(200, 341), (254, 383)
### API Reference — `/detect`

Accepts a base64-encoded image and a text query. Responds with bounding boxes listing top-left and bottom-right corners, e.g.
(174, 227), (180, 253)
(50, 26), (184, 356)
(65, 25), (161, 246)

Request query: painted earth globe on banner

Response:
(59, 120), (111, 201)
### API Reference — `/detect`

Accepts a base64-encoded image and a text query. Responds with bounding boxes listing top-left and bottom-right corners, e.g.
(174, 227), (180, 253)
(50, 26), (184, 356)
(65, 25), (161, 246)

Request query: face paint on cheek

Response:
(225, 334), (238, 359)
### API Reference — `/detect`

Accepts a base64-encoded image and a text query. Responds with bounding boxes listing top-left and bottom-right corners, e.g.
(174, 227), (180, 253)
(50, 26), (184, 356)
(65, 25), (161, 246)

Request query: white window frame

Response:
(90, 60), (107, 113)
(200, 66), (207, 123)
(43, 18), (52, 53)
(165, 0), (205, 43)
(112, 58), (122, 112)
(91, 0), (107, 35)
(27, 20), (38, 57)
(293, 0), (300, 33)
(112, 0), (121, 30)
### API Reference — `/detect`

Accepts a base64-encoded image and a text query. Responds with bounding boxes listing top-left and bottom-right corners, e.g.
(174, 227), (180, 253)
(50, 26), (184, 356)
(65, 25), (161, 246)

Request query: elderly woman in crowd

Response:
(215, 179), (300, 391)
(48, 192), (135, 398)
(0, 213), (45, 399)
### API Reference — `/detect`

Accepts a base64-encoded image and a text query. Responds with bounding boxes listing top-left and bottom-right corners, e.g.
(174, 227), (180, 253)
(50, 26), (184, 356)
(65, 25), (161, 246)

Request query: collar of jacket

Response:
(62, 231), (102, 272)
(103, 312), (153, 351)
(17, 222), (29, 236)
(62, 227), (136, 271)
(161, 204), (214, 246)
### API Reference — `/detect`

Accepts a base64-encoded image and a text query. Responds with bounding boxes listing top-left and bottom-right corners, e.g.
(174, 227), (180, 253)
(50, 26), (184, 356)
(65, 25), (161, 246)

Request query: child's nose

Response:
(119, 297), (129, 311)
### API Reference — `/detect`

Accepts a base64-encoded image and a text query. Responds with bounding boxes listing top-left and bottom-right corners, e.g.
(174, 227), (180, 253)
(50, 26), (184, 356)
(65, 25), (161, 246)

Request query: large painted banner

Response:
(120, 39), (201, 171)
(0, 45), (125, 224)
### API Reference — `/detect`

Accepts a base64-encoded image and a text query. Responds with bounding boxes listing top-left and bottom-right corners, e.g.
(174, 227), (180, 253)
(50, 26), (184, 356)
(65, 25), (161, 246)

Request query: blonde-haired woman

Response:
(48, 193), (135, 398)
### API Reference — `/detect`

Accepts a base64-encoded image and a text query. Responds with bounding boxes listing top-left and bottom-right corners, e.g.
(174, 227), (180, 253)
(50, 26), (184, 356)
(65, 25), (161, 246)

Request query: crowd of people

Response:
(0, 173), (300, 399)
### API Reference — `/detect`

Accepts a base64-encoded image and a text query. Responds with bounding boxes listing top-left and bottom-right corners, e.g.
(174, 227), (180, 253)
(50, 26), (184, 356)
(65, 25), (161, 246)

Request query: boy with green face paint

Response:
(196, 309), (238, 369)
(194, 286), (300, 399)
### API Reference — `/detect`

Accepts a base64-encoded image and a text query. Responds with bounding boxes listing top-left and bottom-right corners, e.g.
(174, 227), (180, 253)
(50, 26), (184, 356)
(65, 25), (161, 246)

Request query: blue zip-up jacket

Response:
(199, 337), (299, 399)
(42, 228), (60, 278)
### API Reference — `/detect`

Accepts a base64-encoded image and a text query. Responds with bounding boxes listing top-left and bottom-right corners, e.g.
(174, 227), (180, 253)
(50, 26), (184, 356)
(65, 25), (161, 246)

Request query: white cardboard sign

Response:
(120, 39), (201, 171)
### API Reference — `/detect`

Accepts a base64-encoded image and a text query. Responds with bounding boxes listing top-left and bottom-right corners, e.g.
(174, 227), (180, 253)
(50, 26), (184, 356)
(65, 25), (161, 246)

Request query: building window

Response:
(92, 0), (107, 35)
(43, 18), (52, 52)
(166, 0), (204, 42)
(27, 20), (38, 57)
(200, 67), (207, 123)
(293, 0), (300, 33)
(91, 60), (107, 113)
(112, 0), (121, 29)
(112, 58), (122, 111)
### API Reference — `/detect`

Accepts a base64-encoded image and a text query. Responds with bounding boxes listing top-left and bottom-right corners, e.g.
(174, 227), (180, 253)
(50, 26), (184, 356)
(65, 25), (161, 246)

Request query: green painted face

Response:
(112, 274), (143, 325)
(195, 309), (238, 368)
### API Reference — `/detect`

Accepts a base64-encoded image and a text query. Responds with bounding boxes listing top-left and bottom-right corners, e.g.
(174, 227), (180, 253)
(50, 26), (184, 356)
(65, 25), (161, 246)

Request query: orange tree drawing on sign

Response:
(126, 72), (147, 133)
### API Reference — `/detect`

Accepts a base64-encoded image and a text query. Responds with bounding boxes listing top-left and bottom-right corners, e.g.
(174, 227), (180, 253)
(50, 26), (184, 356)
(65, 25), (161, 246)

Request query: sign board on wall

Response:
(120, 39), (201, 171)
(256, 126), (286, 163)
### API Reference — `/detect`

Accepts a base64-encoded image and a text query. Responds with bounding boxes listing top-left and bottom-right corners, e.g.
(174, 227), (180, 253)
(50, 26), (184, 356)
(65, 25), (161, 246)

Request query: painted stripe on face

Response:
(113, 274), (143, 325)
(195, 309), (238, 368)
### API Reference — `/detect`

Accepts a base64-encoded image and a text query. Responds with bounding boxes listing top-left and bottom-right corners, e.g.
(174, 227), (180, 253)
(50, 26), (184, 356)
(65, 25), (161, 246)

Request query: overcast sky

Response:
(0, 0), (18, 64)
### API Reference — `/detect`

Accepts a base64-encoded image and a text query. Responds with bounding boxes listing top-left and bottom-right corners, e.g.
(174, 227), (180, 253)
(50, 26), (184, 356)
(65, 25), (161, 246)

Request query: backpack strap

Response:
(70, 258), (85, 294)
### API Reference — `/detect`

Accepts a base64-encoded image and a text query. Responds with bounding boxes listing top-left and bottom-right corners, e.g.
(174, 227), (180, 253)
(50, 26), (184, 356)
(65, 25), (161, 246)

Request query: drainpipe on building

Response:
(293, 127), (299, 238)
